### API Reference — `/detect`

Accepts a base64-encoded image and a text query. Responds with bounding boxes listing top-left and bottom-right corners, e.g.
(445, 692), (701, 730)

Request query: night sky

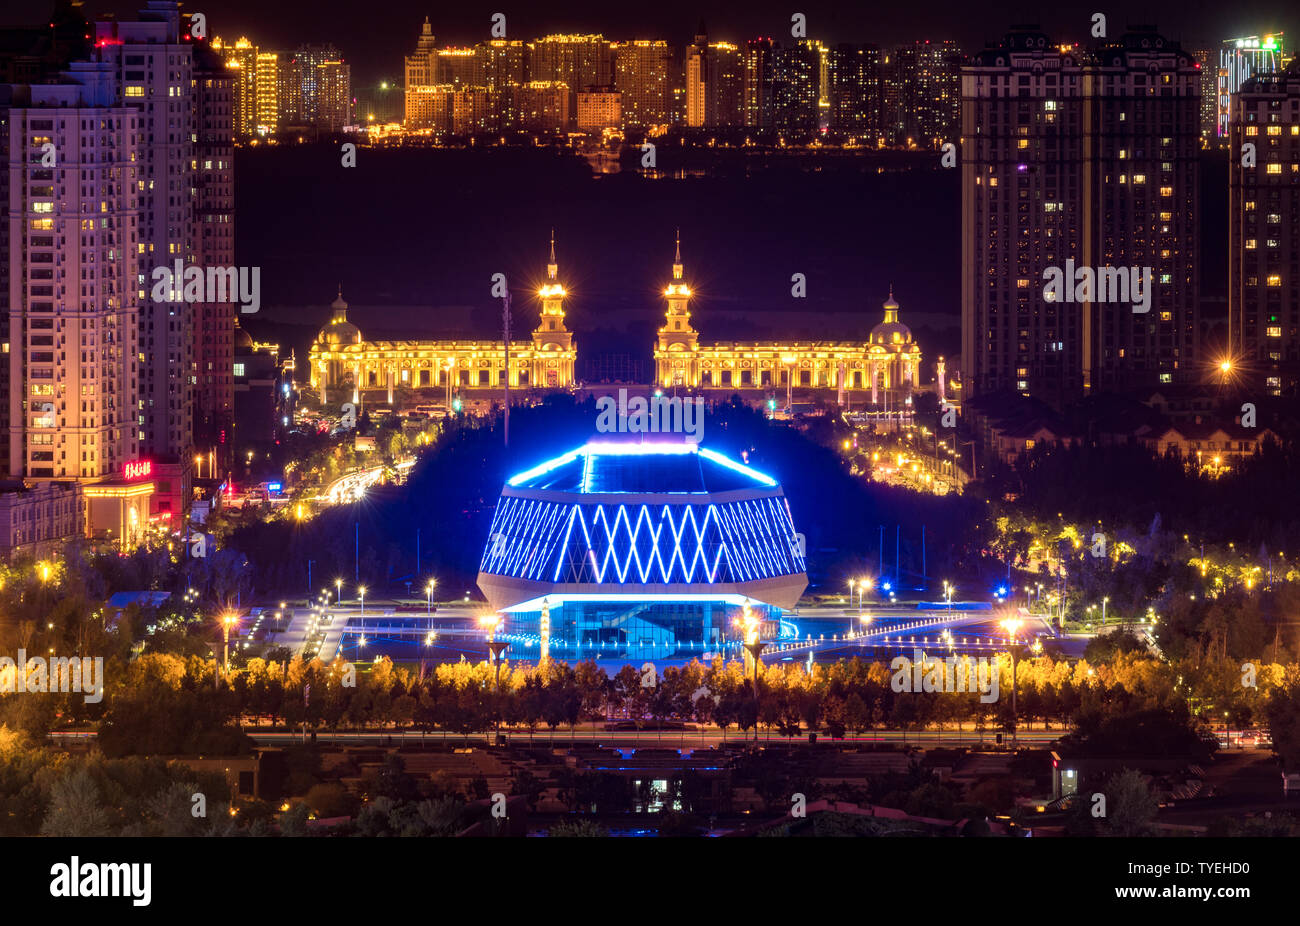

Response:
(3, 0), (1296, 87)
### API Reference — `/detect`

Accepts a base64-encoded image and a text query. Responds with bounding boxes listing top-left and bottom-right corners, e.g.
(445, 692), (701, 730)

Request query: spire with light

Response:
(538, 229), (566, 304)
(665, 229), (691, 300)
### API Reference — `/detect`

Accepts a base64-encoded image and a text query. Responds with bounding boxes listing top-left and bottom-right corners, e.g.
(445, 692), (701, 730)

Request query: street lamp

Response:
(221, 610), (239, 677)
(739, 601), (765, 742)
(1101, 596), (1109, 626)
(358, 586), (366, 627)
(480, 614), (508, 740)
(335, 578), (344, 605)
(426, 579), (436, 616)
(1001, 617), (1023, 746)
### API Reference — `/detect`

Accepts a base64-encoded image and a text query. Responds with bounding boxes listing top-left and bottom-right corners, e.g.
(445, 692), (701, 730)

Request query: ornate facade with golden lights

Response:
(308, 239), (576, 402)
(653, 240), (923, 403)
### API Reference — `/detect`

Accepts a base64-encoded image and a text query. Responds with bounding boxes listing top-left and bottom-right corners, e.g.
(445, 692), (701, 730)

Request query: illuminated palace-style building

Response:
(308, 238), (576, 401)
(653, 239), (922, 403)
(477, 440), (808, 661)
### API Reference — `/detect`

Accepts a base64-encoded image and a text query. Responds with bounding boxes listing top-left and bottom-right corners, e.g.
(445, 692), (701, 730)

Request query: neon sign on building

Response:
(123, 460), (153, 480)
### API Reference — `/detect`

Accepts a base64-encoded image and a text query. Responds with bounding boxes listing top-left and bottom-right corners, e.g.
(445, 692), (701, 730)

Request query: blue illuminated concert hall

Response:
(476, 440), (808, 662)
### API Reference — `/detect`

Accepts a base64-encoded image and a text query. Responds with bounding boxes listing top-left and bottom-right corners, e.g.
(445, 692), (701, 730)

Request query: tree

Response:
(1266, 684), (1300, 772)
(1104, 768), (1158, 837)
(549, 820), (609, 837)
(41, 767), (112, 837)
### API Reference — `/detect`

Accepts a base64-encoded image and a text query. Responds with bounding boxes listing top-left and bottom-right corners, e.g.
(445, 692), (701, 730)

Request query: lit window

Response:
(1267, 163), (1282, 174)
(1267, 326), (1282, 338)
(1267, 274), (1282, 286)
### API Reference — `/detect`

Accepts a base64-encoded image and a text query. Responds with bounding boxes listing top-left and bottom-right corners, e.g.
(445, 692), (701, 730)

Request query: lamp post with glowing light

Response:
(358, 586), (366, 647)
(216, 610), (239, 691)
(1001, 617), (1023, 746)
(481, 614), (508, 739)
(335, 578), (344, 606)
(738, 601), (766, 742)
(426, 579), (436, 616)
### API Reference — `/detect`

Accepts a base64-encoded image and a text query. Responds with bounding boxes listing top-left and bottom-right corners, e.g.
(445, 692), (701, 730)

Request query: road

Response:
(49, 724), (1058, 749)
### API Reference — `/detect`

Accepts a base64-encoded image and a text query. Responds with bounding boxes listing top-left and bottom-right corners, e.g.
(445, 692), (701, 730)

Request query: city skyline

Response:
(59, 0), (1300, 87)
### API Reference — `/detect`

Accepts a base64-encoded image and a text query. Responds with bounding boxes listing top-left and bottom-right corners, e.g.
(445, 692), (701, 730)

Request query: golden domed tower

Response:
(532, 230), (574, 353)
(656, 230), (699, 357)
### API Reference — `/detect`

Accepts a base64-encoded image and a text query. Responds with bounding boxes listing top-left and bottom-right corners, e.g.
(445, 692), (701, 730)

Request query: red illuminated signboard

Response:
(123, 460), (152, 480)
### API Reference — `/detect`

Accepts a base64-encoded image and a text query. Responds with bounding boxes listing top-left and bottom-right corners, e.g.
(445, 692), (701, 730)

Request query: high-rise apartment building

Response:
(216, 36), (258, 136)
(890, 40), (962, 148)
(1189, 47), (1218, 143)
(828, 44), (882, 142)
(515, 81), (570, 133)
(276, 55), (303, 126)
(772, 40), (823, 138)
(478, 39), (525, 129)
(95, 2), (197, 478)
(2, 65), (141, 482)
(685, 26), (744, 129)
(612, 40), (670, 128)
(961, 27), (1200, 403)
(312, 49), (351, 130)
(436, 48), (478, 87)
(192, 40), (235, 465)
(1229, 60), (1300, 394)
(743, 38), (775, 129)
(576, 89), (621, 131)
(404, 16), (438, 90)
(1217, 35), (1286, 138)
(254, 51), (278, 133)
(529, 34), (611, 128)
